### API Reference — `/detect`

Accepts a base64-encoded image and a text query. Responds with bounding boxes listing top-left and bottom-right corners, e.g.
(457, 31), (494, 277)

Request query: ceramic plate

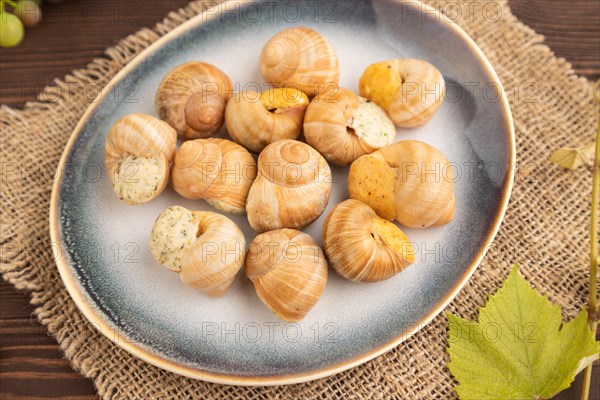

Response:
(50, 0), (515, 385)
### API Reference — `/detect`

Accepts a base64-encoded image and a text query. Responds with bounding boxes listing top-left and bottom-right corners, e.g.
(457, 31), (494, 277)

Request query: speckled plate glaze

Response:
(50, 0), (515, 386)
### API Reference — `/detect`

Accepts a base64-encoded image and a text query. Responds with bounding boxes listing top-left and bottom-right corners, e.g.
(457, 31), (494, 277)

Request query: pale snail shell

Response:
(322, 199), (415, 282)
(156, 62), (233, 140)
(171, 138), (257, 215)
(104, 113), (176, 205)
(260, 27), (340, 97)
(304, 87), (396, 166)
(150, 206), (245, 296)
(359, 59), (445, 128)
(245, 229), (328, 322)
(348, 140), (455, 228)
(246, 140), (332, 233)
(225, 88), (309, 153)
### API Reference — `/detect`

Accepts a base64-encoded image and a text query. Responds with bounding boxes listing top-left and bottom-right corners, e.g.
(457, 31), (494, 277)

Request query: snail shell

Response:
(260, 27), (339, 97)
(104, 113), (176, 205)
(171, 138), (257, 215)
(322, 199), (415, 282)
(348, 140), (455, 228)
(225, 88), (309, 153)
(245, 229), (328, 322)
(150, 206), (245, 296)
(156, 62), (233, 140)
(304, 88), (396, 166)
(359, 59), (445, 128)
(246, 140), (332, 233)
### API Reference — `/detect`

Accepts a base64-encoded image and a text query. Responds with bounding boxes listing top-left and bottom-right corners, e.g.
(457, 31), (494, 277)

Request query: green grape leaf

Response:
(447, 265), (600, 400)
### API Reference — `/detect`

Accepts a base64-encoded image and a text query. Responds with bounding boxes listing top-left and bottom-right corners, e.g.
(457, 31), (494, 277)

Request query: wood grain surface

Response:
(1, 0), (599, 398)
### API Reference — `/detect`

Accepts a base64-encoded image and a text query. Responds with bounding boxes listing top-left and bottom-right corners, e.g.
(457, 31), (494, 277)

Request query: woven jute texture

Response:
(1, 0), (597, 398)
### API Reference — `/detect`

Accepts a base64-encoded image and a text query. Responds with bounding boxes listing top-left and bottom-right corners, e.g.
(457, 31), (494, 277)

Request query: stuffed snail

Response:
(359, 59), (445, 128)
(246, 140), (332, 233)
(156, 62), (233, 140)
(150, 206), (245, 296)
(171, 138), (257, 215)
(304, 88), (396, 166)
(260, 27), (339, 97)
(245, 229), (328, 322)
(348, 140), (455, 228)
(104, 113), (177, 205)
(323, 200), (415, 282)
(225, 88), (309, 153)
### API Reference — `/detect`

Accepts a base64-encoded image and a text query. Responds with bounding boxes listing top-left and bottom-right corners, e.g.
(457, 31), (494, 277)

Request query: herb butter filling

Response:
(150, 206), (199, 272)
(112, 156), (165, 204)
(352, 99), (396, 148)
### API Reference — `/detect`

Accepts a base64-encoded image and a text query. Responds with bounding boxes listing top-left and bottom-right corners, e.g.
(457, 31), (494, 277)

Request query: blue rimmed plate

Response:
(50, 0), (514, 385)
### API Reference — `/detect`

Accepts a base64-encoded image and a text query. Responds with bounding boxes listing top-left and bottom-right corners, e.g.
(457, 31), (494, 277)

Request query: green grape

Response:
(14, 0), (42, 28)
(0, 12), (24, 48)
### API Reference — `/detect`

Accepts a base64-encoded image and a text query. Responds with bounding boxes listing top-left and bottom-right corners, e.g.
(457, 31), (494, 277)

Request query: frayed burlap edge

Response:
(1, 0), (598, 398)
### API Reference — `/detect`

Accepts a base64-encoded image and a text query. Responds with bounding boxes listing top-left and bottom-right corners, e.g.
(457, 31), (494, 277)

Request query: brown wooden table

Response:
(1, 0), (599, 398)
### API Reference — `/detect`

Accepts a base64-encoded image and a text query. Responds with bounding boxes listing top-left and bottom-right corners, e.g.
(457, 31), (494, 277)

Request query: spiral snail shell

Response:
(171, 138), (257, 215)
(245, 229), (328, 322)
(348, 140), (455, 228)
(156, 62), (233, 140)
(359, 59), (445, 128)
(322, 200), (415, 282)
(104, 113), (177, 205)
(150, 206), (245, 296)
(260, 27), (339, 97)
(304, 88), (396, 166)
(246, 140), (332, 233)
(225, 88), (309, 154)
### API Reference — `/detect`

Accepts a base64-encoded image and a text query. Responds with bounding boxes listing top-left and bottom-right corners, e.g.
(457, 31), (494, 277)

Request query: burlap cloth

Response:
(1, 0), (597, 398)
